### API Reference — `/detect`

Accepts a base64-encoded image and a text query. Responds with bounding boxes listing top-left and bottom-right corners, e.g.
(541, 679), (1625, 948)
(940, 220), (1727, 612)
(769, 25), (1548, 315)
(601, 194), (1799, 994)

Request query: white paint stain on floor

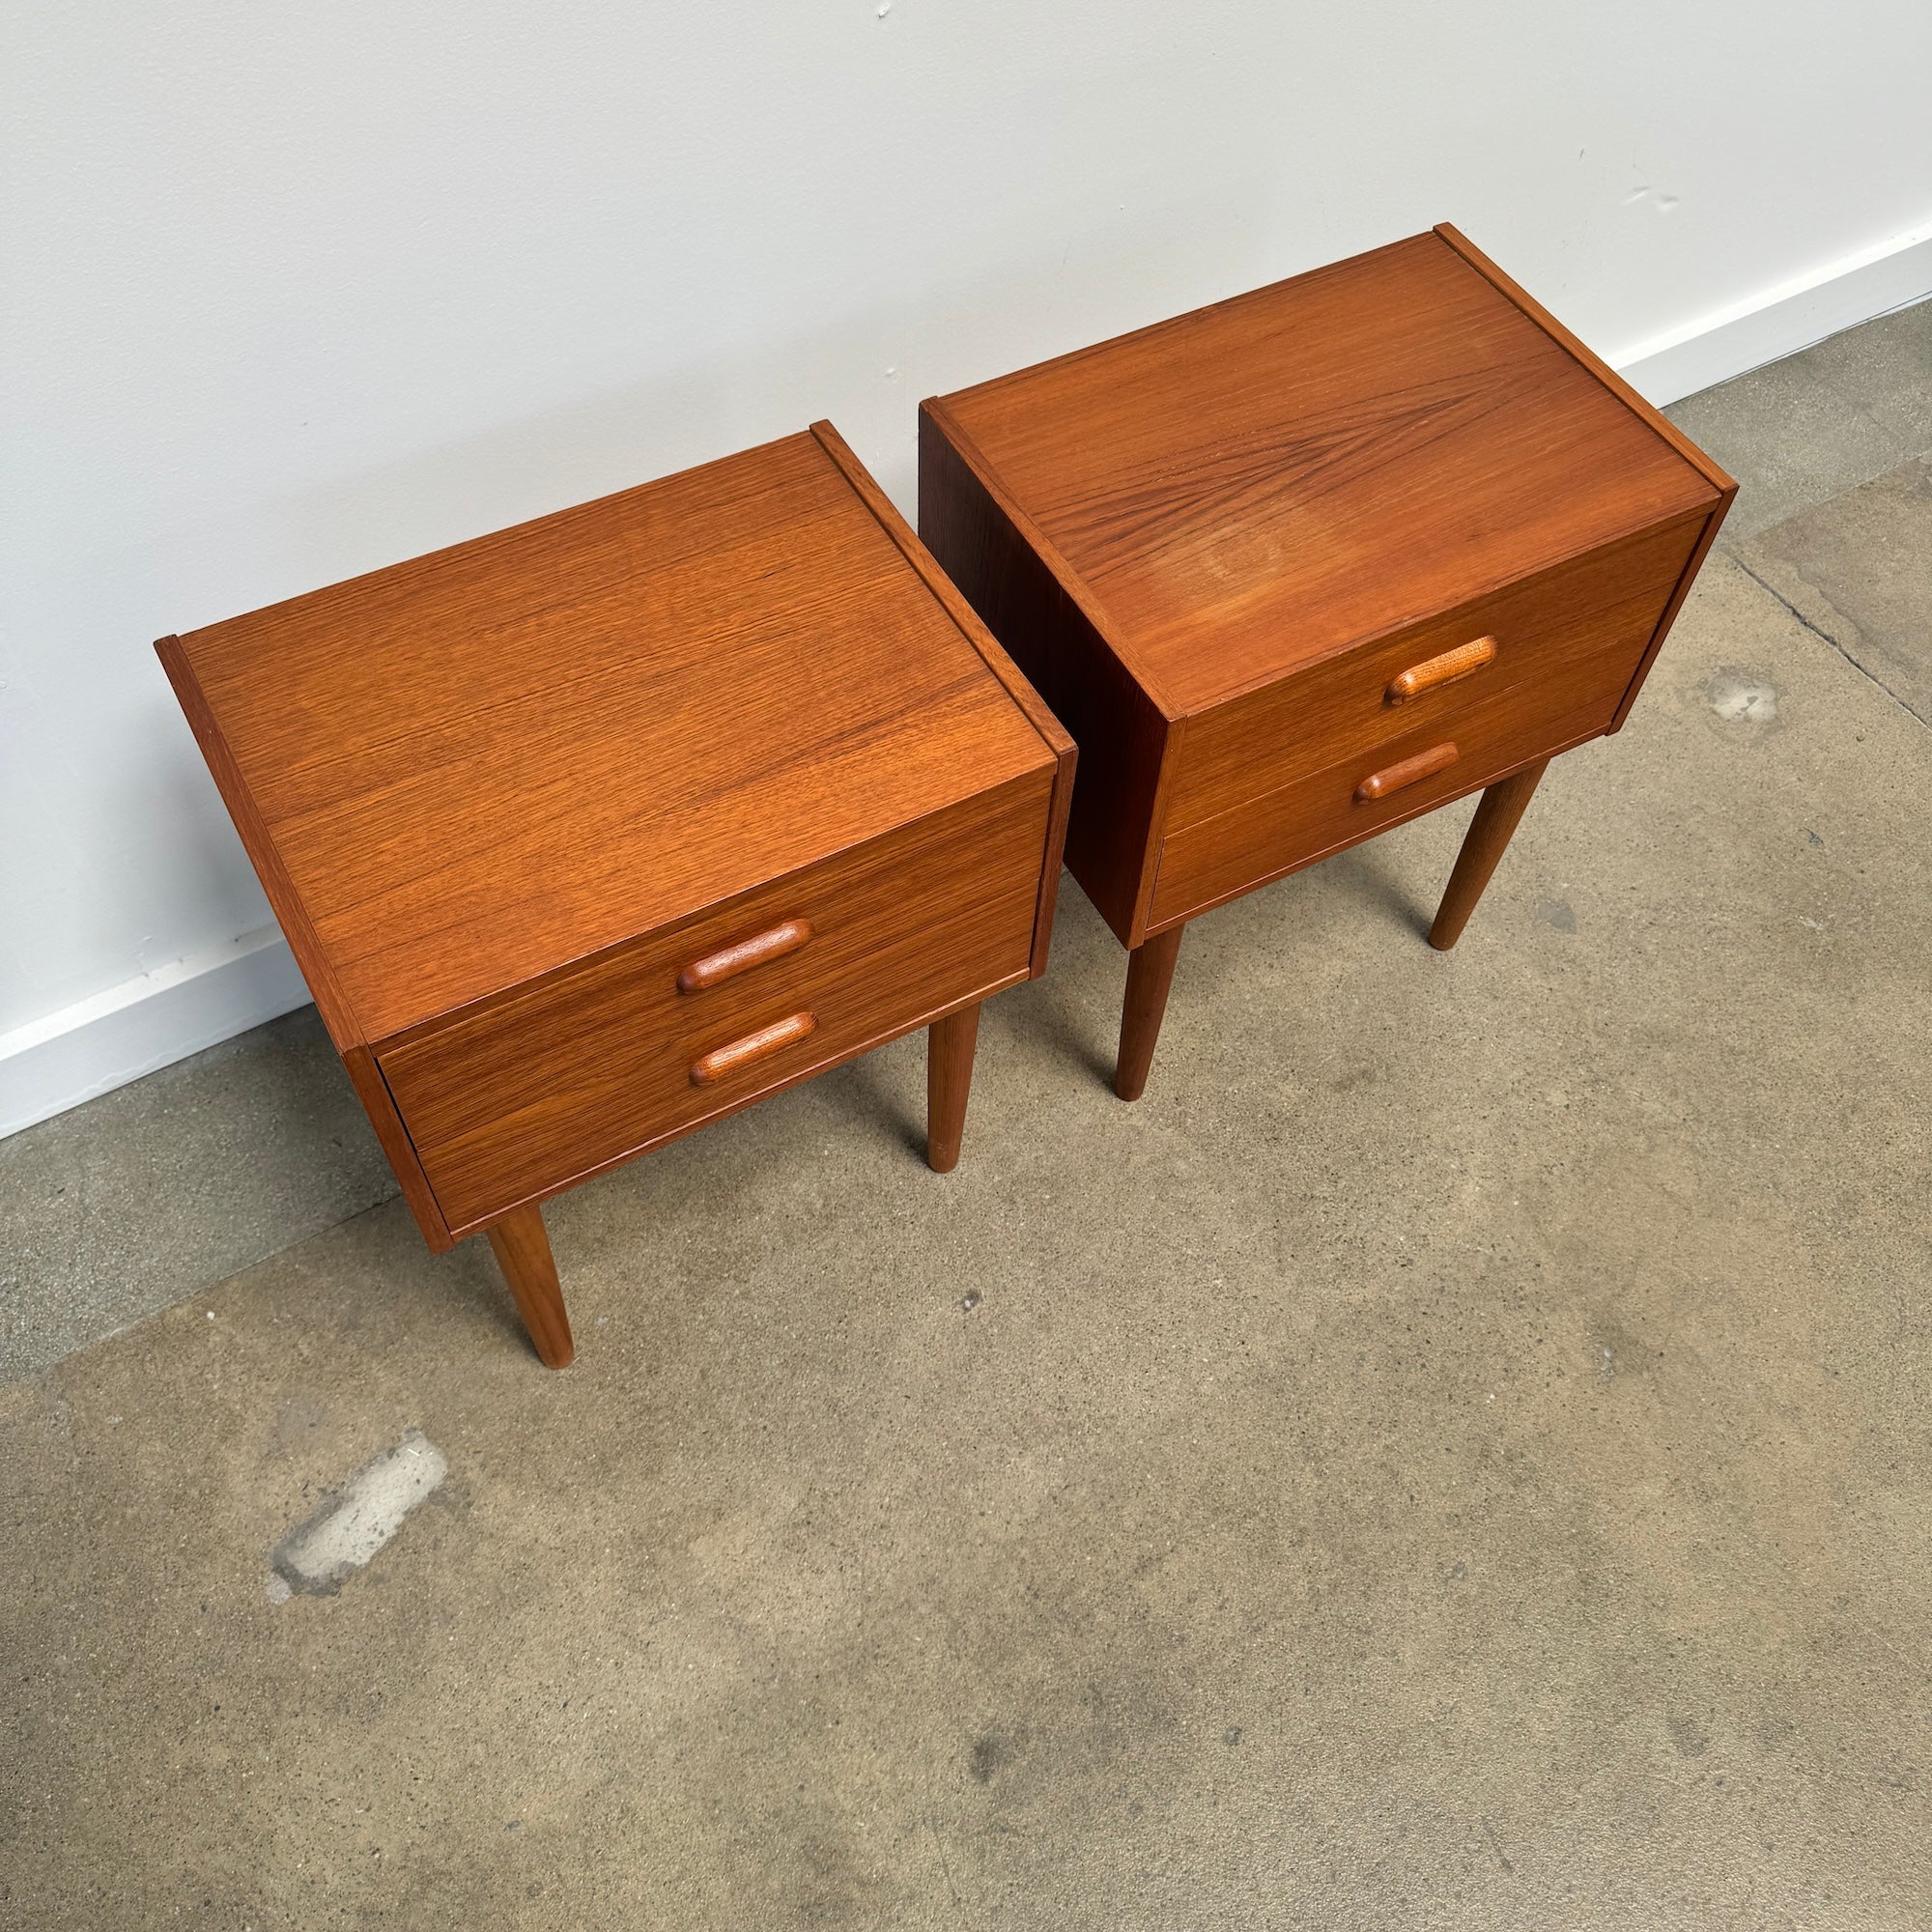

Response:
(1707, 671), (1780, 724)
(269, 1430), (447, 1600)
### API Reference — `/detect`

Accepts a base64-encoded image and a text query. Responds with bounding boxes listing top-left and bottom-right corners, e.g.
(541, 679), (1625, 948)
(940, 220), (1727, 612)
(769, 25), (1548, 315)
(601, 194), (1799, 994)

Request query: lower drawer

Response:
(378, 773), (1050, 1232)
(1148, 647), (1626, 928)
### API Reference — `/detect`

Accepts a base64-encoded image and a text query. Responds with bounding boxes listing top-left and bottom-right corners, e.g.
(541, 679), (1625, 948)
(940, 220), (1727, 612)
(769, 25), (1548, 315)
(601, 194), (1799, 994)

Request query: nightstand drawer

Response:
(1150, 647), (1626, 929)
(1164, 513), (1706, 836)
(378, 774), (1049, 1233)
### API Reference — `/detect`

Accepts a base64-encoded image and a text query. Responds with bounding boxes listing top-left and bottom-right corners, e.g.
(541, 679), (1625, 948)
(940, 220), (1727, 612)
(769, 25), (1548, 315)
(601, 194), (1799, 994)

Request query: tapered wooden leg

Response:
(1115, 923), (1185, 1101)
(925, 1002), (981, 1174)
(1428, 758), (1550, 952)
(485, 1203), (575, 1368)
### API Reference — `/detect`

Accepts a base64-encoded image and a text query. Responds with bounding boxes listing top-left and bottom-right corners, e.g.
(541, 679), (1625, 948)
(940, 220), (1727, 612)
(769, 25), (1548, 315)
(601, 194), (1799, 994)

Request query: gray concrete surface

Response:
(0, 1008), (396, 1379)
(1667, 297), (1932, 536)
(3, 314), (1929, 1927)
(1739, 454), (1932, 726)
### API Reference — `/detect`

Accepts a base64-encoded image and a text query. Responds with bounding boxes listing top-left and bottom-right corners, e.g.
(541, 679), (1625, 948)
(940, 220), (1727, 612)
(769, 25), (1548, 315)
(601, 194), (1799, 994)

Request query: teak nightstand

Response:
(920, 224), (1735, 1097)
(158, 424), (1074, 1366)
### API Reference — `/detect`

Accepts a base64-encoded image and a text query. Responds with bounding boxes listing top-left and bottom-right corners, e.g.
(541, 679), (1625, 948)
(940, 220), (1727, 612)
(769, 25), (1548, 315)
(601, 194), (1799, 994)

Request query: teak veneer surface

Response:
(1159, 509), (1707, 837)
(379, 774), (1046, 1233)
(165, 428), (1053, 1044)
(931, 229), (1719, 715)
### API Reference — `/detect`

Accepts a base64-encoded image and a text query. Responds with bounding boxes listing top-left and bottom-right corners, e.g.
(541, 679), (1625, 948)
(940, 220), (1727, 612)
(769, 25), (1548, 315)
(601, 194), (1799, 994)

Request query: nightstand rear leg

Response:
(1116, 923), (1185, 1101)
(486, 1204), (576, 1369)
(926, 1003), (982, 1173)
(1428, 758), (1550, 952)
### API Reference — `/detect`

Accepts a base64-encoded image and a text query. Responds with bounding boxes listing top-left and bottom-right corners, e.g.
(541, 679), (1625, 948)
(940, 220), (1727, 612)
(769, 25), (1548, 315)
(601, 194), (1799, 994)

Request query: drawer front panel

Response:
(379, 773), (1050, 1232)
(1149, 639), (1628, 929)
(1165, 513), (1704, 836)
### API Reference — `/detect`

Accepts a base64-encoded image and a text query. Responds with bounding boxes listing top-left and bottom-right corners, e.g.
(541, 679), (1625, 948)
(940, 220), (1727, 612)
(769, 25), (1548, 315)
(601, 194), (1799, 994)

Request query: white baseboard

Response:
(0, 927), (310, 1140)
(1612, 217), (1932, 405)
(7, 218), (1930, 1142)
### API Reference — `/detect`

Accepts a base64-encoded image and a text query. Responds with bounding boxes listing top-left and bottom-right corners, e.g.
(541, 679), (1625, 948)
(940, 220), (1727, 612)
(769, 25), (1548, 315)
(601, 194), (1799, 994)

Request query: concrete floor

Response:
(3, 304), (1928, 1928)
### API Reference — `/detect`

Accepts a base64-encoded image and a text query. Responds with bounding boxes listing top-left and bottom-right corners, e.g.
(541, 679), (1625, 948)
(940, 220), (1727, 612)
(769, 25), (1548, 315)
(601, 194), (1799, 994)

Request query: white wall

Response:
(6, 0), (1930, 1128)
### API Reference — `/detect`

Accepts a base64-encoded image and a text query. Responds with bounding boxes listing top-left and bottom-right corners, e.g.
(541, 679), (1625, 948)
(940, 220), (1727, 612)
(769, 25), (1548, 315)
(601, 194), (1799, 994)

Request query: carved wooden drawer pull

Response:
(1385, 636), (1497, 704)
(1355, 741), (1460, 804)
(677, 918), (812, 993)
(689, 1011), (818, 1086)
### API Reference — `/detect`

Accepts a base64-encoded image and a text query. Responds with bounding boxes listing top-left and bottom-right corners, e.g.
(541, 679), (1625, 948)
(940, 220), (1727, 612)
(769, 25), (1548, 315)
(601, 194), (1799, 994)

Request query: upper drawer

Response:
(378, 772), (1051, 1234)
(1163, 513), (1707, 836)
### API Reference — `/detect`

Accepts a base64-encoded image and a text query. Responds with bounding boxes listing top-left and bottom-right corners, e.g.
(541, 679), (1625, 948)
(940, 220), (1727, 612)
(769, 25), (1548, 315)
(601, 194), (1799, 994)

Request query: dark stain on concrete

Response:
(1668, 1710), (1715, 1758)
(970, 1731), (1014, 1784)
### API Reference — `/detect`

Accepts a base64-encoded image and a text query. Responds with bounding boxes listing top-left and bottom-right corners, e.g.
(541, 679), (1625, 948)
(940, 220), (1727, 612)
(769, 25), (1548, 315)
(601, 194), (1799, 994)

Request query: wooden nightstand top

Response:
(161, 426), (1056, 1045)
(926, 226), (1725, 715)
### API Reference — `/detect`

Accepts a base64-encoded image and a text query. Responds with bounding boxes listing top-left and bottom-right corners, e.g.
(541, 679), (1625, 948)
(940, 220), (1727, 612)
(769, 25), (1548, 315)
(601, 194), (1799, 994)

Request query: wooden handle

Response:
(677, 918), (812, 993)
(1355, 741), (1459, 804)
(689, 1011), (817, 1086)
(1385, 636), (1496, 704)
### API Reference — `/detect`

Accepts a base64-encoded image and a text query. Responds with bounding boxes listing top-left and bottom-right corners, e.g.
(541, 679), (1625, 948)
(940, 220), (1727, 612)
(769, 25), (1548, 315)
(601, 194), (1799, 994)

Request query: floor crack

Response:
(1728, 548), (1931, 731)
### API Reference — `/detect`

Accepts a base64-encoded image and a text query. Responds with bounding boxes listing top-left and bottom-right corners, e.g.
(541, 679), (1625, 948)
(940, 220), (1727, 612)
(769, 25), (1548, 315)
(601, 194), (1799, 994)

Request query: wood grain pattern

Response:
(932, 230), (1719, 716)
(1161, 511), (1703, 836)
(1149, 646), (1629, 931)
(924, 1002), (980, 1174)
(809, 420), (1077, 980)
(157, 635), (456, 1248)
(690, 1011), (817, 1086)
(161, 427), (1071, 1264)
(920, 406), (1172, 944)
(1438, 222), (1739, 724)
(1387, 637), (1495, 704)
(378, 774), (1048, 1235)
(1609, 499), (1735, 731)
(485, 1204), (574, 1369)
(922, 224), (1734, 1095)
(1428, 759), (1549, 951)
(1433, 224), (1739, 498)
(154, 635), (361, 1051)
(165, 431), (1054, 1044)
(923, 233), (1728, 966)
(1115, 926), (1185, 1102)
(677, 918), (812, 993)
(1355, 742), (1459, 803)
(340, 1044), (454, 1252)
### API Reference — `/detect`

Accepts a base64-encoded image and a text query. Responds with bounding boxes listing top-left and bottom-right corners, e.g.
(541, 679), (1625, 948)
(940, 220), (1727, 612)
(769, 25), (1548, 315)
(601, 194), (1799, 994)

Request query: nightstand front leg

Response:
(486, 1204), (576, 1369)
(1428, 758), (1549, 952)
(1116, 923), (1185, 1102)
(925, 1002), (982, 1174)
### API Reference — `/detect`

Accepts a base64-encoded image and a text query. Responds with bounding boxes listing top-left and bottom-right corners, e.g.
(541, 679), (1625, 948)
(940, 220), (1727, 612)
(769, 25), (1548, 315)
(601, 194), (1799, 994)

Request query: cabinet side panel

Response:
(1608, 497), (1736, 730)
(342, 1047), (456, 1251)
(919, 409), (1168, 947)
